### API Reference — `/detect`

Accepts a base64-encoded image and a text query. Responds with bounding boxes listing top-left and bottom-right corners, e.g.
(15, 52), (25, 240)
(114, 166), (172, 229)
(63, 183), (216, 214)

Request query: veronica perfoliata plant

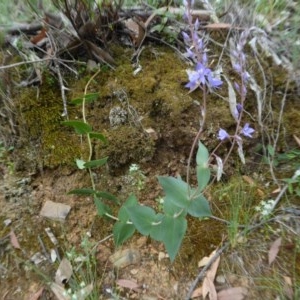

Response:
(114, 142), (212, 262)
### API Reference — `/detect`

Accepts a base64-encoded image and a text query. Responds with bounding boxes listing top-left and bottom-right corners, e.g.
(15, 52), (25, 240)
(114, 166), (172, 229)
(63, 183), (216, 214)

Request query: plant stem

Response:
(82, 69), (101, 190)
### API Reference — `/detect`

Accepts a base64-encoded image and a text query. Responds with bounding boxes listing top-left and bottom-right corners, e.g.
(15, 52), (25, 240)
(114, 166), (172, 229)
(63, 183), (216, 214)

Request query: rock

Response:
(40, 200), (71, 221)
(109, 248), (141, 268)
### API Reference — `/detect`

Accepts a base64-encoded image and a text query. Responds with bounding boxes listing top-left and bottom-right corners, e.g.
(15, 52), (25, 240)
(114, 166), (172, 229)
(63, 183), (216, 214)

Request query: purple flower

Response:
(241, 123), (255, 138)
(185, 63), (223, 92)
(207, 72), (223, 89)
(182, 31), (190, 42)
(234, 103), (243, 119)
(218, 128), (230, 141)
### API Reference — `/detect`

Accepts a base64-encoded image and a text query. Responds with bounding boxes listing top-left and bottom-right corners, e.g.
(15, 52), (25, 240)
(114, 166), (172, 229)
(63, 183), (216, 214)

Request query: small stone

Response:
(130, 268), (139, 275)
(4, 219), (12, 226)
(109, 248), (141, 268)
(216, 275), (226, 284)
(40, 200), (71, 221)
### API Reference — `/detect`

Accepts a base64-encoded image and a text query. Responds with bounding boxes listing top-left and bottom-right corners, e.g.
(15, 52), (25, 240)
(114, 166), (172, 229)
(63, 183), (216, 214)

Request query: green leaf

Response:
(67, 188), (95, 196)
(62, 120), (92, 134)
(158, 176), (190, 209)
(118, 195), (138, 222)
(71, 93), (99, 105)
(84, 157), (108, 168)
(196, 141), (209, 167)
(196, 166), (210, 192)
(95, 191), (119, 203)
(94, 197), (111, 216)
(76, 159), (86, 169)
(160, 215), (187, 262)
(89, 132), (107, 143)
(163, 198), (186, 216)
(113, 222), (135, 246)
(149, 213), (166, 242)
(125, 205), (156, 236)
(267, 144), (275, 157)
(187, 194), (211, 218)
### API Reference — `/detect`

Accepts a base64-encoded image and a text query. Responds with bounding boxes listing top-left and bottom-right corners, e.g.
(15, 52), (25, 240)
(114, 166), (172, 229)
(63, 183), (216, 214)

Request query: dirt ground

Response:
(1, 36), (300, 299)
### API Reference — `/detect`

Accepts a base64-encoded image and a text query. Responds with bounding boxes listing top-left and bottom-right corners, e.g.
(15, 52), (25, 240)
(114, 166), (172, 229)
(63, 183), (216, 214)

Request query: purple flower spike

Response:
(218, 128), (230, 141)
(241, 123), (255, 138)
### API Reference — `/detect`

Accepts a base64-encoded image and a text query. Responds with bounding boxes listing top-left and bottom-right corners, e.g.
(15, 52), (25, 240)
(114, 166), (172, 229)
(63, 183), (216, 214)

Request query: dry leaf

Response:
(116, 279), (140, 291)
(198, 250), (216, 268)
(191, 286), (202, 298)
(217, 287), (248, 300)
(50, 282), (70, 300)
(30, 287), (44, 300)
(55, 258), (73, 284)
(283, 276), (294, 300)
(268, 237), (282, 265)
(293, 135), (300, 147)
(242, 175), (255, 186)
(10, 230), (21, 249)
(202, 254), (220, 300)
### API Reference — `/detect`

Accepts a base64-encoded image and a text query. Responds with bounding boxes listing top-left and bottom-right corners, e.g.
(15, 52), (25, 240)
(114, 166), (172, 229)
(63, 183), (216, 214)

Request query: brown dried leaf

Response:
(293, 135), (300, 147)
(242, 175), (255, 186)
(198, 250), (216, 268)
(50, 282), (70, 300)
(202, 253), (220, 300)
(30, 287), (44, 300)
(116, 279), (140, 291)
(283, 276), (294, 300)
(10, 230), (21, 249)
(268, 237), (282, 265)
(55, 258), (73, 285)
(191, 286), (202, 298)
(217, 287), (248, 300)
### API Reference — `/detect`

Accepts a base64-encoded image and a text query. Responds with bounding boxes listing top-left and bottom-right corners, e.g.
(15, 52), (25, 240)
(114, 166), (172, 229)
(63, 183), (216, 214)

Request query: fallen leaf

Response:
(283, 276), (293, 300)
(268, 237), (282, 265)
(293, 135), (300, 147)
(55, 258), (73, 284)
(242, 175), (255, 186)
(202, 252), (220, 300)
(191, 286), (202, 298)
(198, 250), (216, 268)
(30, 287), (44, 300)
(217, 287), (248, 300)
(116, 279), (139, 291)
(50, 282), (70, 300)
(10, 230), (21, 249)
